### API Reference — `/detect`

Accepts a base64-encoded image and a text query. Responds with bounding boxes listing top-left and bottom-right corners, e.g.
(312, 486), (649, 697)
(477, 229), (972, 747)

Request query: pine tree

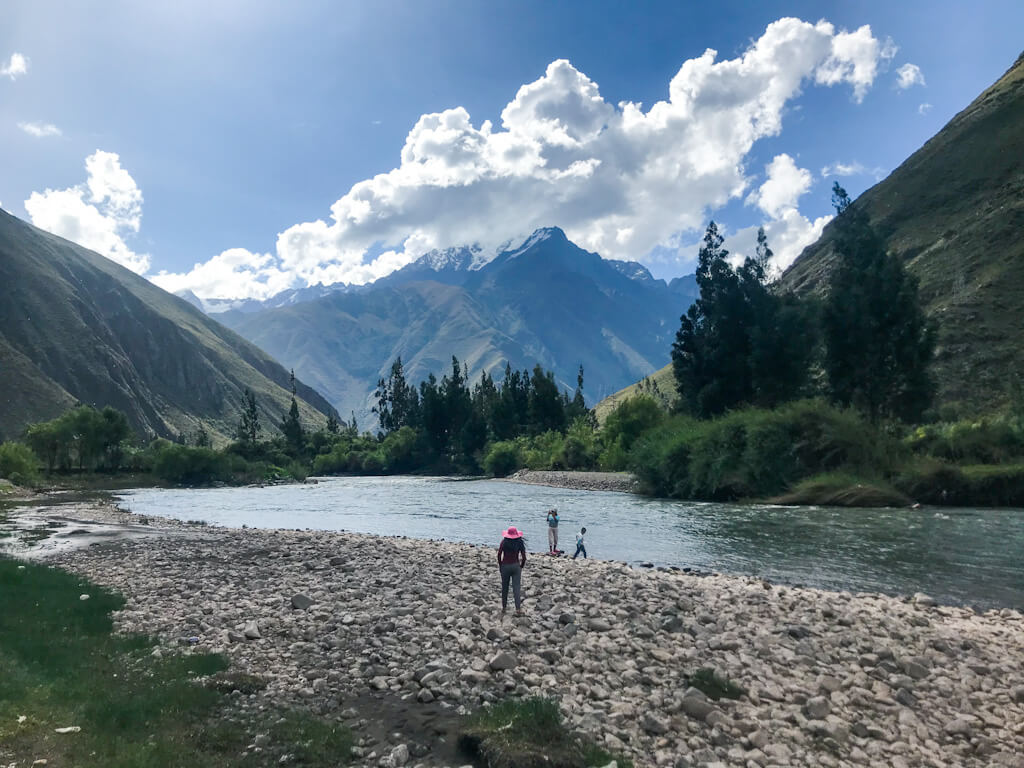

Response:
(822, 183), (935, 422)
(237, 388), (260, 444)
(280, 369), (304, 451)
(325, 411), (340, 434)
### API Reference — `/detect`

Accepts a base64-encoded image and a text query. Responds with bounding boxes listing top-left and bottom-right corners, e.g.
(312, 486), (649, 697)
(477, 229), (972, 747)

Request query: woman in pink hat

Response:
(497, 526), (528, 615)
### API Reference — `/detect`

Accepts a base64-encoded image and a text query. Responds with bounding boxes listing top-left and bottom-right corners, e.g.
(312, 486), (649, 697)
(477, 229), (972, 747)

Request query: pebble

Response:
(37, 502), (1024, 768)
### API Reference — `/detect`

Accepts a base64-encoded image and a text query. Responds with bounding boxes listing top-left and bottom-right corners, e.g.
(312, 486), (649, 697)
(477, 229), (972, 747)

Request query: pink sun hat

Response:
(503, 526), (523, 539)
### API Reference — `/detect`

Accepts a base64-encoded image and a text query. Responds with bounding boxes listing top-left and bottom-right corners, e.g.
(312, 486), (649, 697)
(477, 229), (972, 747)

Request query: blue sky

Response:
(1, 0), (1021, 297)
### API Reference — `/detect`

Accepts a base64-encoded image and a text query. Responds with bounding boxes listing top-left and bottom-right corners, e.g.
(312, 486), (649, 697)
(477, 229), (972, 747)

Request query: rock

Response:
(416, 688), (435, 703)
(558, 612), (576, 625)
(912, 593), (938, 607)
(901, 660), (929, 680)
(641, 712), (670, 735)
(329, 555), (345, 566)
(1011, 685), (1024, 704)
(290, 594), (314, 610)
(79, 594), (90, 601)
(680, 696), (715, 721)
(489, 652), (517, 671)
(54, 726), (81, 734)
(389, 744), (409, 767)
(243, 621), (261, 640)
(660, 615), (684, 633)
(588, 618), (612, 632)
(943, 718), (973, 737)
(804, 696), (830, 719)
(895, 687), (916, 707)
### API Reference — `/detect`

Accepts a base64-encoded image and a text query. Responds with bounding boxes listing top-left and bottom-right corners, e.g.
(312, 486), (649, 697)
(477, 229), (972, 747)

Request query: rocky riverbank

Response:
(506, 469), (638, 493)
(25, 501), (1024, 768)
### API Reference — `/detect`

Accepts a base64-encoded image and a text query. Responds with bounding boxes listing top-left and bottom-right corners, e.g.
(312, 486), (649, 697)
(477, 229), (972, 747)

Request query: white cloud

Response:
(918, 102), (933, 115)
(0, 52), (28, 79)
(24, 150), (150, 273)
(151, 248), (293, 300)
(147, 17), (896, 299)
(18, 121), (62, 137)
(746, 154), (812, 218)
(895, 63), (926, 90)
(820, 161), (887, 181)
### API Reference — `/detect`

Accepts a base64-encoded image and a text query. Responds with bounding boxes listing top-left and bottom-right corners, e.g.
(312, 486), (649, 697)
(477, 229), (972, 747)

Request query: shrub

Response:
(483, 441), (523, 477)
(152, 444), (230, 485)
(602, 395), (666, 452)
(0, 441), (40, 485)
(629, 400), (900, 501)
(905, 419), (1024, 464)
(597, 436), (629, 471)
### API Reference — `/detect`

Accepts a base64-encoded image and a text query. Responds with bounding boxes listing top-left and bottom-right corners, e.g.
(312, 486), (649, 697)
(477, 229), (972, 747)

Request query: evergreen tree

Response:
(325, 411), (340, 435)
(194, 424), (211, 448)
(374, 357), (420, 433)
(280, 369), (305, 451)
(528, 364), (567, 434)
(237, 388), (261, 444)
(822, 184), (935, 422)
(672, 222), (752, 416)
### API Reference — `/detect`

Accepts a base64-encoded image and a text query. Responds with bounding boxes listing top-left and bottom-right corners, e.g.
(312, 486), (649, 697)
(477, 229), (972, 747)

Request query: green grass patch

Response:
(0, 557), (352, 767)
(458, 697), (631, 768)
(770, 472), (911, 507)
(686, 668), (746, 701)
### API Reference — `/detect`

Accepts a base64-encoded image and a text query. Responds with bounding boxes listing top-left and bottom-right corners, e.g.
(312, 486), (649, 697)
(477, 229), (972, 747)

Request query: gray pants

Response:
(548, 526), (558, 551)
(500, 563), (522, 610)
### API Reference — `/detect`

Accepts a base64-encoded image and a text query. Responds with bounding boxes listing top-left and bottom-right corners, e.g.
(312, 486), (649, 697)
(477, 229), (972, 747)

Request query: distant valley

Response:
(200, 227), (698, 427)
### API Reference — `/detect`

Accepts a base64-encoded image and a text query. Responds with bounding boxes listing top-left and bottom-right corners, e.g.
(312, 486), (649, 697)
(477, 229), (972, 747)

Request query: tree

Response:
(822, 183), (935, 422)
(237, 388), (260, 444)
(374, 357), (420, 434)
(279, 370), (305, 452)
(672, 222), (814, 417)
(672, 222), (753, 416)
(194, 424), (212, 448)
(325, 411), (340, 435)
(528, 364), (567, 434)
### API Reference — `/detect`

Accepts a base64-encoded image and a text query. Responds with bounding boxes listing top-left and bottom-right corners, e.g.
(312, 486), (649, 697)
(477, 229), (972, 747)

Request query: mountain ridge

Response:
(0, 209), (337, 441)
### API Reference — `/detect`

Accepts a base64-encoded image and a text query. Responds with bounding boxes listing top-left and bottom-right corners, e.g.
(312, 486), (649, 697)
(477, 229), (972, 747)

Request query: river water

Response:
(109, 476), (1024, 611)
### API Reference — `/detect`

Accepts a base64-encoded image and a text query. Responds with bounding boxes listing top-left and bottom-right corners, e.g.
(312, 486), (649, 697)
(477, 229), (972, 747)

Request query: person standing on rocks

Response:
(497, 526), (527, 616)
(572, 526), (587, 559)
(546, 508), (560, 554)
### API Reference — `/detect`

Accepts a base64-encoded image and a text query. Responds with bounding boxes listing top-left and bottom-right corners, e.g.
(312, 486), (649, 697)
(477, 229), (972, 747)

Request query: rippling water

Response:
(114, 476), (1024, 610)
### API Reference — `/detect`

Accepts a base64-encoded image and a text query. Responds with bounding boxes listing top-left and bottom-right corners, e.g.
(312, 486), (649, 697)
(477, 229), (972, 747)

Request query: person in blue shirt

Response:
(572, 526), (587, 559)
(546, 508), (560, 554)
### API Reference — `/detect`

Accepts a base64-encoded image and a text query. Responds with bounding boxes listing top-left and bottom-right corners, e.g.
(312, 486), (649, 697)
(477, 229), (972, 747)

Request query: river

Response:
(105, 476), (1024, 611)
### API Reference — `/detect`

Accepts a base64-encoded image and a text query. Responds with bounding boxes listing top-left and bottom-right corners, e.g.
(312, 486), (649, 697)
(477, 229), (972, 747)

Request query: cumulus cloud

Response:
(747, 154), (812, 218)
(24, 150), (151, 273)
(918, 102), (933, 115)
(895, 63), (926, 90)
(820, 161), (887, 181)
(147, 17), (896, 299)
(0, 52), (28, 79)
(150, 248), (293, 300)
(18, 121), (61, 137)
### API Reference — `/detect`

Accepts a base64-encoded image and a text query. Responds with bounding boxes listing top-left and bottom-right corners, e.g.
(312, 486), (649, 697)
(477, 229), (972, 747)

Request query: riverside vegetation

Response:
(2, 188), (1022, 506)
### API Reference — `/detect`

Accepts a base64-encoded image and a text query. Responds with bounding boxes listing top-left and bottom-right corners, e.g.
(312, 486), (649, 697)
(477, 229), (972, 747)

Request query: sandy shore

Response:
(506, 469), (638, 493)
(9, 499), (1024, 768)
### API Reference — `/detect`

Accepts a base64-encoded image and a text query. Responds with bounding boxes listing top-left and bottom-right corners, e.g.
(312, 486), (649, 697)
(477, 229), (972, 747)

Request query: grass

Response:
(458, 697), (631, 768)
(0, 556), (353, 767)
(769, 472), (912, 508)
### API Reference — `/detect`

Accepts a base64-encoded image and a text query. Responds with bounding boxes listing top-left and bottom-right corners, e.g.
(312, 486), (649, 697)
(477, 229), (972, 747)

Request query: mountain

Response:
(0, 209), (337, 442)
(178, 282), (352, 315)
(219, 227), (699, 427)
(780, 51), (1024, 413)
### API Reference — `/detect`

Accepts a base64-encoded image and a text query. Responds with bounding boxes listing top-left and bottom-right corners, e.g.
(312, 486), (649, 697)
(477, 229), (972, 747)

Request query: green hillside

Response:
(0, 210), (336, 441)
(781, 51), (1024, 413)
(597, 51), (1024, 423)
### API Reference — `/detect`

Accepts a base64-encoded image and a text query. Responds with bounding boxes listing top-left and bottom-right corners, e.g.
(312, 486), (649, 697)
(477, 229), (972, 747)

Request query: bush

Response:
(560, 417), (599, 470)
(771, 472), (910, 507)
(152, 444), (230, 485)
(905, 419), (1024, 464)
(0, 441), (40, 485)
(523, 431), (566, 470)
(896, 460), (1024, 506)
(483, 441), (523, 477)
(597, 436), (629, 471)
(629, 400), (900, 501)
(601, 395), (665, 452)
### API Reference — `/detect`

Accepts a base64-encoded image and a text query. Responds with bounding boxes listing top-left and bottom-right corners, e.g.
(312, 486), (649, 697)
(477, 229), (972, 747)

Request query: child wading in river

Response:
(572, 526), (587, 559)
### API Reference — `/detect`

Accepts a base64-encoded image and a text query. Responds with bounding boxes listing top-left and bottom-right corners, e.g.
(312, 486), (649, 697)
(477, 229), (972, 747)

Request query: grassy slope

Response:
(593, 361), (676, 424)
(780, 52), (1024, 414)
(0, 210), (335, 441)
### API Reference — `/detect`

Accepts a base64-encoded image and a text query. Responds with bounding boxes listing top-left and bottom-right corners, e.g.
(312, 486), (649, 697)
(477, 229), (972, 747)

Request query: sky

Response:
(1, 0), (1021, 299)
